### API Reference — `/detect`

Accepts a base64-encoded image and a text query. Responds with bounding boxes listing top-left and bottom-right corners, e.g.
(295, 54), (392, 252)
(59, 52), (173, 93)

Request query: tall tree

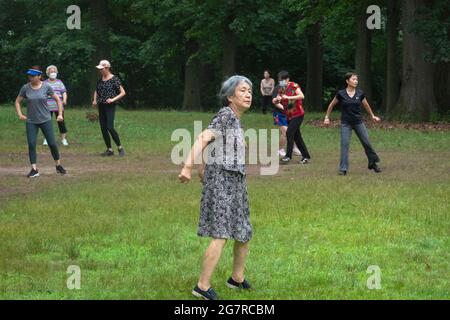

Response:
(385, 0), (400, 114)
(392, 0), (437, 121)
(305, 20), (324, 111)
(354, 1), (373, 102)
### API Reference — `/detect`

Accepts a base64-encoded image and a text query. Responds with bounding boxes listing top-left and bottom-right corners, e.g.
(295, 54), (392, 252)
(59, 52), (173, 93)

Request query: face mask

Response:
(49, 73), (57, 79)
(279, 80), (287, 87)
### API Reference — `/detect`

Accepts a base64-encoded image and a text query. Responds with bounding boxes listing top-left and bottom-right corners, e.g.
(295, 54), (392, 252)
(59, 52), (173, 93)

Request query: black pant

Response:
(50, 111), (68, 134)
(98, 103), (121, 149)
(286, 115), (311, 159)
(26, 120), (60, 164)
(261, 95), (272, 114)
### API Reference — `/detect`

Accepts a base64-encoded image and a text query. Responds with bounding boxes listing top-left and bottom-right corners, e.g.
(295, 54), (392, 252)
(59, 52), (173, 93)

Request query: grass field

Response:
(0, 105), (449, 300)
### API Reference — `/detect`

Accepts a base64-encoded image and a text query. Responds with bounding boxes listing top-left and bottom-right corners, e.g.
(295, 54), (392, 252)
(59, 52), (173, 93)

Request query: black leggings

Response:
(50, 111), (68, 134)
(98, 103), (121, 149)
(286, 115), (311, 159)
(26, 120), (60, 164)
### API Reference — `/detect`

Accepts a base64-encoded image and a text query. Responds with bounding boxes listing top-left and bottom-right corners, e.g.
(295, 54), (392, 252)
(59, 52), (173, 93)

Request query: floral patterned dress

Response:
(197, 106), (253, 242)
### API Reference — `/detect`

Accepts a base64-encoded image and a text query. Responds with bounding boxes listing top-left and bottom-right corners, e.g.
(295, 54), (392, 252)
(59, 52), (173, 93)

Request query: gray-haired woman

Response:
(179, 75), (253, 300)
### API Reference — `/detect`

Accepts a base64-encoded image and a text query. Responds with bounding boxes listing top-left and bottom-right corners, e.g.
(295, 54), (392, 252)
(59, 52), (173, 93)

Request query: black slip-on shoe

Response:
(368, 163), (382, 173)
(101, 149), (114, 157)
(192, 285), (218, 300)
(27, 169), (40, 178)
(56, 165), (67, 175)
(118, 147), (125, 157)
(226, 277), (252, 290)
(338, 170), (347, 176)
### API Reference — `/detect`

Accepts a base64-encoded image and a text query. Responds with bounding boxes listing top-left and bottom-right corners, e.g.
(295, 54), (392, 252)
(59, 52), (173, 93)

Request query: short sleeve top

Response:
(96, 76), (122, 103)
(18, 82), (54, 124)
(335, 89), (365, 125)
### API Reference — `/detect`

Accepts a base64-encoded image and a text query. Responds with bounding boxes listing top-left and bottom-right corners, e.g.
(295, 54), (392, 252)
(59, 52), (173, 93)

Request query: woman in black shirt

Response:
(324, 72), (381, 175)
(92, 60), (126, 157)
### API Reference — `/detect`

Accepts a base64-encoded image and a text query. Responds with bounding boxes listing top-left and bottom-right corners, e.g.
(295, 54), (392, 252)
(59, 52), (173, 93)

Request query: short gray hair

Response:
(46, 65), (58, 75)
(218, 75), (253, 106)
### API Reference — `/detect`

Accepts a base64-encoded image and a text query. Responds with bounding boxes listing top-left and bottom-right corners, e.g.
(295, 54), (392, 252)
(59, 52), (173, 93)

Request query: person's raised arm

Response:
(362, 98), (381, 122)
(282, 87), (304, 101)
(179, 129), (216, 183)
(324, 96), (339, 125)
(15, 96), (27, 121)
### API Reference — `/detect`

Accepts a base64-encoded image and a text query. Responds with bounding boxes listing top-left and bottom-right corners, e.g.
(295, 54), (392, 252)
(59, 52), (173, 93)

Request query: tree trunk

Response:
(222, 15), (236, 79)
(385, 0), (400, 114)
(305, 21), (323, 112)
(89, 0), (111, 104)
(391, 0), (436, 121)
(434, 62), (450, 115)
(182, 41), (202, 111)
(355, 6), (373, 103)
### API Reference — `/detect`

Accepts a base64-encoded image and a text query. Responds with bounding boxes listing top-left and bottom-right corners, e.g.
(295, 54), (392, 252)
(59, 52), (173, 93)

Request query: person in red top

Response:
(273, 70), (311, 164)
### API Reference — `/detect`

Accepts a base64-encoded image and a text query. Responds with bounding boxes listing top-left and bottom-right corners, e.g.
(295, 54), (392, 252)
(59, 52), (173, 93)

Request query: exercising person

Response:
(44, 65), (69, 146)
(92, 60), (126, 157)
(324, 72), (381, 175)
(15, 66), (67, 178)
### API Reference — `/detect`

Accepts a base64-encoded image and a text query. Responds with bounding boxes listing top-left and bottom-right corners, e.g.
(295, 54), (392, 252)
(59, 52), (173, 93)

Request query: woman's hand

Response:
(198, 167), (204, 183)
(19, 114), (27, 121)
(281, 94), (290, 100)
(106, 98), (114, 104)
(324, 117), (331, 126)
(179, 166), (192, 183)
(372, 115), (381, 123)
(92, 101), (97, 108)
(57, 114), (64, 122)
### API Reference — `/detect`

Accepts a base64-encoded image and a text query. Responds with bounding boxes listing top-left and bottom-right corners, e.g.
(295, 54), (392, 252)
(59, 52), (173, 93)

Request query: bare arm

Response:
(283, 87), (304, 101)
(107, 85), (126, 103)
(15, 96), (27, 120)
(260, 80), (265, 96)
(92, 91), (97, 107)
(362, 98), (380, 122)
(62, 92), (68, 106)
(52, 94), (64, 121)
(324, 96), (339, 125)
(179, 129), (216, 183)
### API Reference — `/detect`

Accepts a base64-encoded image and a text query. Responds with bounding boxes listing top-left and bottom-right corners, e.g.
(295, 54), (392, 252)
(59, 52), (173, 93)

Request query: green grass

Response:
(0, 105), (449, 299)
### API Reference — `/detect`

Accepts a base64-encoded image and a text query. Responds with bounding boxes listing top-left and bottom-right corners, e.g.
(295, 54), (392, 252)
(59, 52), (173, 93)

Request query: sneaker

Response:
(300, 158), (311, 164)
(61, 138), (69, 146)
(368, 163), (382, 173)
(101, 149), (114, 157)
(43, 139), (48, 146)
(280, 156), (291, 164)
(226, 277), (252, 290)
(338, 170), (347, 176)
(293, 146), (301, 156)
(278, 149), (286, 157)
(192, 285), (218, 300)
(27, 169), (40, 178)
(56, 165), (67, 175)
(118, 147), (125, 157)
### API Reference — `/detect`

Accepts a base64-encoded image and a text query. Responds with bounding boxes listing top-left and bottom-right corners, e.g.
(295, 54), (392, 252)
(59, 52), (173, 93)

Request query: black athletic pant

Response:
(286, 115), (311, 159)
(26, 120), (60, 164)
(50, 111), (68, 134)
(261, 95), (271, 114)
(98, 103), (121, 149)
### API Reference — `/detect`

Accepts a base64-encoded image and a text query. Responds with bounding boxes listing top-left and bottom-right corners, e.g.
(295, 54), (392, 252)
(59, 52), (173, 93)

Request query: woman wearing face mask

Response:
(44, 65), (69, 146)
(92, 60), (126, 157)
(274, 70), (311, 164)
(324, 72), (381, 175)
(15, 66), (67, 178)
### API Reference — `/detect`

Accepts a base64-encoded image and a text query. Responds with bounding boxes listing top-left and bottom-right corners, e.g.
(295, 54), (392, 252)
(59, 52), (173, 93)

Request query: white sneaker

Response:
(278, 149), (286, 157)
(293, 146), (302, 156)
(43, 139), (48, 146)
(61, 138), (69, 146)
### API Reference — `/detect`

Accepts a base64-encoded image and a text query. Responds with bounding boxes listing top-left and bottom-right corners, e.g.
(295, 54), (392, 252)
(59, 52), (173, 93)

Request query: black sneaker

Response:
(338, 170), (347, 176)
(368, 163), (382, 173)
(27, 169), (40, 178)
(192, 285), (218, 300)
(101, 149), (114, 157)
(280, 156), (291, 164)
(56, 165), (67, 175)
(118, 147), (125, 157)
(300, 158), (311, 164)
(226, 277), (252, 290)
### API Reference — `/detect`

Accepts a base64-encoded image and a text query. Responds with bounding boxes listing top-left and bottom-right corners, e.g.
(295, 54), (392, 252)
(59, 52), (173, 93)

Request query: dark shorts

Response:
(273, 111), (288, 127)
